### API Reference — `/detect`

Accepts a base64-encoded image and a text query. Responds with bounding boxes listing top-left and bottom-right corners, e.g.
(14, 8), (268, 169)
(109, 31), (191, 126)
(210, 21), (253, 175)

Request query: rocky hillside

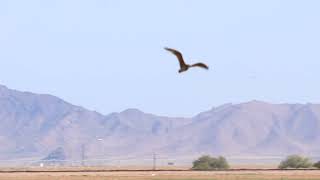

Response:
(0, 85), (319, 161)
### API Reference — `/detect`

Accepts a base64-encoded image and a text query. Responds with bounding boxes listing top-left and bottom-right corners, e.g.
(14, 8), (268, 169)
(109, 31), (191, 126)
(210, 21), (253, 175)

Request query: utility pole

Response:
(81, 144), (85, 166)
(153, 152), (156, 170)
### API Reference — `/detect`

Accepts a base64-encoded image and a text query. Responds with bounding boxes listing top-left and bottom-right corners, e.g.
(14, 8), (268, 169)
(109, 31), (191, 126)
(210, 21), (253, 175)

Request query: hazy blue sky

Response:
(0, 0), (320, 116)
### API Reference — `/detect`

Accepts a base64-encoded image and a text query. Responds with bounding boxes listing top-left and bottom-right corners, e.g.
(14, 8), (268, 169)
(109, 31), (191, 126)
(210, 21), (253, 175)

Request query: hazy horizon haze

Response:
(1, 0), (320, 116)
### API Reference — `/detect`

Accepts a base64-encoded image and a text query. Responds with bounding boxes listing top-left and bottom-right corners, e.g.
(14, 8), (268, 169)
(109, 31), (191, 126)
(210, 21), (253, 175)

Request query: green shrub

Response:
(279, 155), (313, 169)
(314, 161), (320, 169)
(192, 155), (229, 170)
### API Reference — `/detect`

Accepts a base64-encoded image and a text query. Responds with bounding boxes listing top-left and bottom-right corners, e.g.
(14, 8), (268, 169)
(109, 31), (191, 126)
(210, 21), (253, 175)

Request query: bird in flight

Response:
(164, 47), (209, 73)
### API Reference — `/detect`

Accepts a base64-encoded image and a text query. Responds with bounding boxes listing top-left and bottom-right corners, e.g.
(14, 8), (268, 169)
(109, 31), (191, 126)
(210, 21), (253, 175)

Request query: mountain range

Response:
(0, 84), (319, 163)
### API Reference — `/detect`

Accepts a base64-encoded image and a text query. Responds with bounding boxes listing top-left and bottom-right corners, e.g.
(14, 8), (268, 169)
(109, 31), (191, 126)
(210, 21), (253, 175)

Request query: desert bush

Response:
(192, 155), (229, 170)
(278, 155), (313, 169)
(314, 161), (320, 169)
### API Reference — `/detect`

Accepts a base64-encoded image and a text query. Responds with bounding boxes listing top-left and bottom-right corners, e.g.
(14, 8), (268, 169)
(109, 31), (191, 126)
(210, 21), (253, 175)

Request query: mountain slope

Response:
(0, 85), (320, 161)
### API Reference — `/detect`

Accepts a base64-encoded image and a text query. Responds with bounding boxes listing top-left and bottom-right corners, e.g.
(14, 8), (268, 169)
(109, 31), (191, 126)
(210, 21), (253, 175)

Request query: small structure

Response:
(41, 147), (66, 166)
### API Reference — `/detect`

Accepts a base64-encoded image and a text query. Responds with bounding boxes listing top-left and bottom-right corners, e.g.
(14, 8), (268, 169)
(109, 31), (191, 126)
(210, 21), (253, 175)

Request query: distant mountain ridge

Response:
(0, 85), (319, 161)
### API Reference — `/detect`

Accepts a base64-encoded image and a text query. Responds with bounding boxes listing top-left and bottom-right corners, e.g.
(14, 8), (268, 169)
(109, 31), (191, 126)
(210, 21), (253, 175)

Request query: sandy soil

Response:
(0, 170), (320, 180)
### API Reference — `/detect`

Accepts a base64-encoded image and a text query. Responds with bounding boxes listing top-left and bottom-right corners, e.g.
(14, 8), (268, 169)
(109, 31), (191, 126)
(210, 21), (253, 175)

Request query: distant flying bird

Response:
(164, 47), (209, 73)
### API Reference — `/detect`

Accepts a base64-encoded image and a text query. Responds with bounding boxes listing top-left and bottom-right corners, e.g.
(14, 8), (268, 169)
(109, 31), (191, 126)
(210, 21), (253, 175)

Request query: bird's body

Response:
(164, 47), (209, 73)
(179, 65), (189, 73)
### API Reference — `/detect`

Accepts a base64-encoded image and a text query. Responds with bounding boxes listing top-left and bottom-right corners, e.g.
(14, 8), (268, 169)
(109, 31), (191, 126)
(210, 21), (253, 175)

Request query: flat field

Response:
(1, 170), (320, 180)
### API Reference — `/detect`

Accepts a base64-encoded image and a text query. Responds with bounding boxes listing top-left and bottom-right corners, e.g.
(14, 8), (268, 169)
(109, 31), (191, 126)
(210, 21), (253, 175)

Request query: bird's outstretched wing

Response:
(191, 63), (209, 70)
(164, 47), (187, 68)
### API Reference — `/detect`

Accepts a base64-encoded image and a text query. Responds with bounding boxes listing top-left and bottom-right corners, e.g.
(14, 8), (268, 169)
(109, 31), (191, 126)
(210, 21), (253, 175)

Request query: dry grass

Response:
(0, 170), (320, 180)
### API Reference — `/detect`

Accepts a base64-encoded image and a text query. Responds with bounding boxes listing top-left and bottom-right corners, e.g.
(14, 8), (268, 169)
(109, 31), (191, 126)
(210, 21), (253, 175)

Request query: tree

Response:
(192, 155), (230, 170)
(314, 161), (320, 169)
(192, 155), (213, 170)
(215, 156), (230, 169)
(278, 155), (313, 169)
